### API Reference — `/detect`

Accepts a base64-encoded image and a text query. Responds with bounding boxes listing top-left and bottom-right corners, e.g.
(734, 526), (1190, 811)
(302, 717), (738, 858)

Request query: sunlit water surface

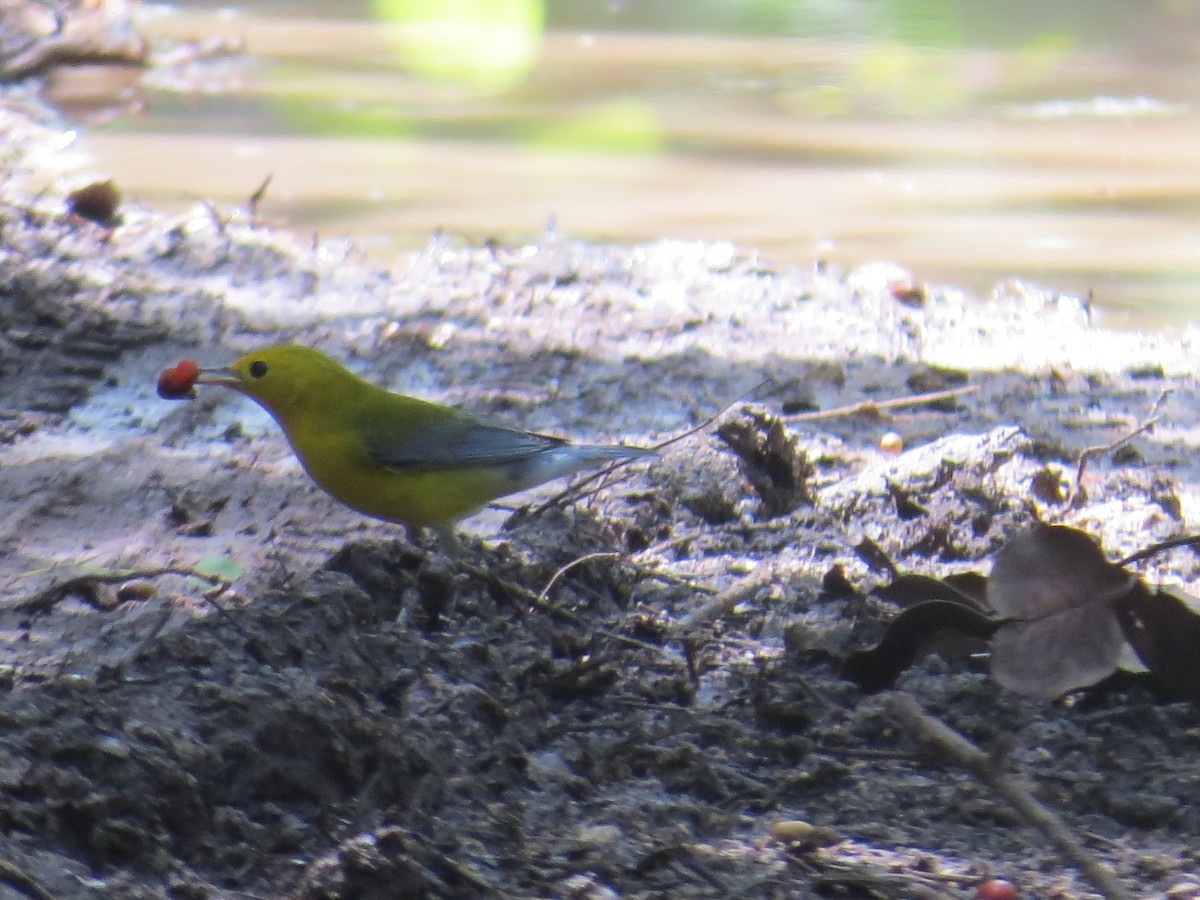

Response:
(59, 1), (1200, 330)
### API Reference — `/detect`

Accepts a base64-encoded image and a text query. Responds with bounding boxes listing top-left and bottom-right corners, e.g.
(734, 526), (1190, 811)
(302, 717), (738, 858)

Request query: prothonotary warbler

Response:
(183, 345), (654, 531)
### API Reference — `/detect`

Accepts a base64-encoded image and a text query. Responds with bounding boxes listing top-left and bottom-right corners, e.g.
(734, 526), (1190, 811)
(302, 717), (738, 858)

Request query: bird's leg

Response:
(403, 524), (426, 548)
(405, 523), (462, 558)
(433, 524), (462, 558)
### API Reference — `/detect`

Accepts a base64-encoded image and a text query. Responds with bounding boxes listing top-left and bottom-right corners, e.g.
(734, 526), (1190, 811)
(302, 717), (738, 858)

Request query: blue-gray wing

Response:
(360, 417), (567, 472)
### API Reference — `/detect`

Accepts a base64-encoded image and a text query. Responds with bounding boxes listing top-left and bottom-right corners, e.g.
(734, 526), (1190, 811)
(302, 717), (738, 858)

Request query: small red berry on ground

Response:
(975, 879), (1017, 900)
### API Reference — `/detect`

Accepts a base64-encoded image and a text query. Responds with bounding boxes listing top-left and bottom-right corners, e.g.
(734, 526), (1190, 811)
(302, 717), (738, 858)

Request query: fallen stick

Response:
(669, 564), (777, 639)
(0, 858), (56, 900)
(883, 692), (1136, 900)
(781, 384), (978, 424)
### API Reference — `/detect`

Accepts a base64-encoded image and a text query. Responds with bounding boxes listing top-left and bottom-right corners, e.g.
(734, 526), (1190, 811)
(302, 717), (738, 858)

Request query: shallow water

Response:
(61, 0), (1200, 329)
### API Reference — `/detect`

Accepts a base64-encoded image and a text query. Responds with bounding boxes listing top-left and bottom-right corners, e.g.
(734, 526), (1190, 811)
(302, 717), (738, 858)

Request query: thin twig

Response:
(1071, 389), (1171, 506)
(528, 378), (772, 519)
(884, 692), (1136, 900)
(458, 560), (586, 626)
(536, 552), (621, 605)
(780, 384), (978, 424)
(194, 196), (229, 239)
(648, 377), (774, 453)
(1117, 533), (1200, 568)
(455, 545), (683, 657)
(247, 173), (273, 220)
(669, 564), (779, 639)
(0, 858), (57, 900)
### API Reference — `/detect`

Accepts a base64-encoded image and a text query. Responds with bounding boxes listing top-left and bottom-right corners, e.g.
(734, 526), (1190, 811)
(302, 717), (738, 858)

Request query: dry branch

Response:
(883, 692), (1136, 900)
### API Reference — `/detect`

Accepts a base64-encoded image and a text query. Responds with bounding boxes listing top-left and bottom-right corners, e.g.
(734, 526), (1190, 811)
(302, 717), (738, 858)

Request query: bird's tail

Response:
(513, 442), (655, 492)
(574, 444), (657, 464)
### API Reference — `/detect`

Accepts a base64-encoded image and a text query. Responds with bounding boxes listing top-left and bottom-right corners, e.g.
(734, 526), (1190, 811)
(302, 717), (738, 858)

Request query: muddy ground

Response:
(2, 82), (1200, 899)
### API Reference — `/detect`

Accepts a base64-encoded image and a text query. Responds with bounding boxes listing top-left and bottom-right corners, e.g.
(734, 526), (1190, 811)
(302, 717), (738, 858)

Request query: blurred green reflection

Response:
(525, 98), (665, 155)
(370, 0), (544, 93)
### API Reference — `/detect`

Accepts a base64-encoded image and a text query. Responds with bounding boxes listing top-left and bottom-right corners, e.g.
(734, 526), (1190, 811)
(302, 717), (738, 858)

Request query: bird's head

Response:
(199, 344), (365, 420)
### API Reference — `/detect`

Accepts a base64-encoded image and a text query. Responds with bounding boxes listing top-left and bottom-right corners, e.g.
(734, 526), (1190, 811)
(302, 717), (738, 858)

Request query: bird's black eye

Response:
(248, 360), (269, 379)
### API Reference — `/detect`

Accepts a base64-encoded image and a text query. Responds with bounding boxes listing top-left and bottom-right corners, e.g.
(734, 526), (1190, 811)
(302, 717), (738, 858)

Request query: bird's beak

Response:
(196, 367), (243, 390)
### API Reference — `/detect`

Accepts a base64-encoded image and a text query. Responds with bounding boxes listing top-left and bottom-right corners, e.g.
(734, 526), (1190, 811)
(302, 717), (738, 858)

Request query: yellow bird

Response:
(194, 345), (653, 531)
